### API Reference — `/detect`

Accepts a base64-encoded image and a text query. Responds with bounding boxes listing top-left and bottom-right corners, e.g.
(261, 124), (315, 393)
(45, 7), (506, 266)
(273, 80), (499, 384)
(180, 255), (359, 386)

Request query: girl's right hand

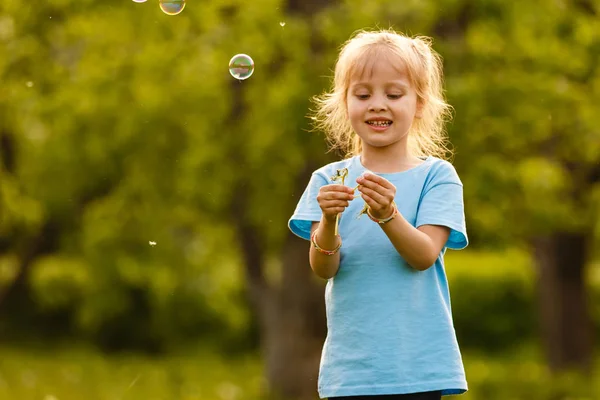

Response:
(316, 184), (355, 222)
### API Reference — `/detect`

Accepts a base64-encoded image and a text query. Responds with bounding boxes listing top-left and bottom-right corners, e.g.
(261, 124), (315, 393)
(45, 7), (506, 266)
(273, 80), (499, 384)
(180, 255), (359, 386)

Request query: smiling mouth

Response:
(366, 120), (392, 127)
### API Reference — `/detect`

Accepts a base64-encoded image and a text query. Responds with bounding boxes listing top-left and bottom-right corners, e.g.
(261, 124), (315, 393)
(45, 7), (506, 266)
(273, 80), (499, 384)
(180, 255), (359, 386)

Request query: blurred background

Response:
(0, 0), (599, 399)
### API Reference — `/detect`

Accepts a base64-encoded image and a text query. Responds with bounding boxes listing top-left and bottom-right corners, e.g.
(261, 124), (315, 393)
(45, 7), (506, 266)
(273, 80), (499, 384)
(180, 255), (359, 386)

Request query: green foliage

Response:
(458, 346), (600, 400)
(442, 0), (600, 244)
(1, 0), (599, 361)
(0, 0), (327, 347)
(447, 249), (600, 351)
(446, 249), (538, 351)
(22, 252), (253, 353)
(18, 247), (600, 354)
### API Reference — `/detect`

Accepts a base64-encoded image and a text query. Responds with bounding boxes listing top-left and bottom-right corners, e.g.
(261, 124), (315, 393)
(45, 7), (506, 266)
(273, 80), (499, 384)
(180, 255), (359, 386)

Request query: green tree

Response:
(0, 0), (333, 397)
(442, 0), (600, 373)
(1, 1), (599, 399)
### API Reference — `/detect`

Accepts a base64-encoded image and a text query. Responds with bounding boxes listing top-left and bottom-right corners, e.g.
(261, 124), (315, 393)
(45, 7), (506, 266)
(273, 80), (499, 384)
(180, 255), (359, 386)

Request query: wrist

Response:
(369, 206), (394, 220)
(367, 202), (398, 224)
(311, 229), (342, 256)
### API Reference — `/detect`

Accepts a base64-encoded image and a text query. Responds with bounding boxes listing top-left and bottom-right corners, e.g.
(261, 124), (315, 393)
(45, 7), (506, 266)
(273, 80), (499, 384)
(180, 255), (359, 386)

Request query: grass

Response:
(0, 343), (598, 400)
(0, 344), (265, 400)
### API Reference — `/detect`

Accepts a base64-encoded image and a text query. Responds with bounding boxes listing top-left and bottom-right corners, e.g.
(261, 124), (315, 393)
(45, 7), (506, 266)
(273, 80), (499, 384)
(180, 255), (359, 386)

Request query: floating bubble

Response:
(26, 81), (34, 87)
(228, 54), (254, 80)
(132, 0), (147, 3)
(159, 0), (185, 15)
(279, 21), (286, 27)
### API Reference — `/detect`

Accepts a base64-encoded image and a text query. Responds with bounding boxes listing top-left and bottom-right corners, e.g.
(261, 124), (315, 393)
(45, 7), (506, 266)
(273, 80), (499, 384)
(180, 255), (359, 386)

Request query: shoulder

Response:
(424, 157), (463, 186)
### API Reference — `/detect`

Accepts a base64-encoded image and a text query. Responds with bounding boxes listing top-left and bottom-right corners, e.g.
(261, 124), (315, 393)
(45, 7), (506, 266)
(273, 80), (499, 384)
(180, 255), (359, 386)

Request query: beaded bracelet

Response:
(366, 202), (398, 224)
(310, 230), (342, 256)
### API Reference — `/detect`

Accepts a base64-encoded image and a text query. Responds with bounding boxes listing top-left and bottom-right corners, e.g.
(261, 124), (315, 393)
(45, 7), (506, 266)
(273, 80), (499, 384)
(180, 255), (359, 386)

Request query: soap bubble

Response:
(132, 0), (147, 3)
(159, 0), (185, 15)
(228, 54), (254, 80)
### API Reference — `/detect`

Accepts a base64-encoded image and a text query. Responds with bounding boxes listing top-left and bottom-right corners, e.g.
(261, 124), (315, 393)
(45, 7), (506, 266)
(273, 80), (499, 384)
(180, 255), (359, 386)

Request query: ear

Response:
(415, 97), (425, 119)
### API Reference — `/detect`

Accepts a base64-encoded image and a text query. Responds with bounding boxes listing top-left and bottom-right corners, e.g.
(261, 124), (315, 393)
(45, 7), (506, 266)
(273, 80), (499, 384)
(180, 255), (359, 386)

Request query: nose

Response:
(368, 94), (387, 112)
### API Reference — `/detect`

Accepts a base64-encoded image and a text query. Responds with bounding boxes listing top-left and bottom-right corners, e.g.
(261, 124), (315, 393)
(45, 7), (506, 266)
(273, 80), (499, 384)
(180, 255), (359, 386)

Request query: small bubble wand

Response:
(330, 169), (371, 236)
(330, 168), (349, 236)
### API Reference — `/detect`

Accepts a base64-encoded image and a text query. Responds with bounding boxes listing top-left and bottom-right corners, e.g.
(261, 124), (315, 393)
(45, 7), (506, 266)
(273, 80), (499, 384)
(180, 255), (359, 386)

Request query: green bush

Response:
(8, 255), (249, 353)
(454, 347), (600, 400)
(444, 249), (597, 352)
(7, 249), (599, 354)
(450, 276), (536, 351)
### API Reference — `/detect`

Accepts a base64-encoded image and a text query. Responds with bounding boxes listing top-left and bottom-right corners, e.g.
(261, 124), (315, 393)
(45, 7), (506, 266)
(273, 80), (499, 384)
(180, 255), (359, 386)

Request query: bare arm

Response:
(380, 218), (450, 271)
(308, 182), (354, 279)
(309, 218), (341, 279)
(357, 173), (450, 271)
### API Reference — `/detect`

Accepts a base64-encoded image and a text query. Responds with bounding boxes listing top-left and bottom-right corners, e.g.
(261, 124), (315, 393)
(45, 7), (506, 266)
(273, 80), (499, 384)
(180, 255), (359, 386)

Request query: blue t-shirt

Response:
(288, 155), (468, 398)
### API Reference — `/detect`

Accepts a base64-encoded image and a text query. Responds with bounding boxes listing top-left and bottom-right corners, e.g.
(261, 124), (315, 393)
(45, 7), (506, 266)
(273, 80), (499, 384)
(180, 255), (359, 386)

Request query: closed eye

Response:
(388, 94), (403, 99)
(356, 94), (370, 100)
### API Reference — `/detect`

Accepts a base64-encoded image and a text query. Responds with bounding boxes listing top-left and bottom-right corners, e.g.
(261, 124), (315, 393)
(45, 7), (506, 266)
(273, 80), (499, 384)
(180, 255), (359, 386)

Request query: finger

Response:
(323, 184), (355, 194)
(324, 206), (346, 215)
(319, 189), (354, 201)
(357, 185), (386, 207)
(362, 173), (395, 190)
(321, 199), (350, 209)
(356, 177), (387, 198)
(361, 193), (377, 209)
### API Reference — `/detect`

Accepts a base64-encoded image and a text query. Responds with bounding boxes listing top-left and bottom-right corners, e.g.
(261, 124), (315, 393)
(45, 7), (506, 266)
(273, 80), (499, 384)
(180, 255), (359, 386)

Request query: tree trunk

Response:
(232, 161), (326, 400)
(227, 74), (326, 398)
(262, 232), (326, 400)
(0, 219), (59, 339)
(531, 232), (593, 373)
(225, 0), (335, 396)
(235, 235), (326, 400)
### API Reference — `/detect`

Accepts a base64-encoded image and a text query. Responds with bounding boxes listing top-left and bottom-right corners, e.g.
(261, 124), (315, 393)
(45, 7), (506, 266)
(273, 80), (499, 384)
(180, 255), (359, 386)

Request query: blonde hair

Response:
(311, 29), (453, 160)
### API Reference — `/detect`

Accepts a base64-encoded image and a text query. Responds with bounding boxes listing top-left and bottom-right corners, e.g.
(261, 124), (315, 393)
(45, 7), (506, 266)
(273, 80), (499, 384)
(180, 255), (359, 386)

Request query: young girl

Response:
(288, 30), (468, 399)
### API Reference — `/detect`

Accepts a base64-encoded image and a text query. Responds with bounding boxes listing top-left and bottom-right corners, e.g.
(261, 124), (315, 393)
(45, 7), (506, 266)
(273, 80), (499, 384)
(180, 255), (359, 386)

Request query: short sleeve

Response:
(288, 171), (329, 240)
(415, 162), (468, 250)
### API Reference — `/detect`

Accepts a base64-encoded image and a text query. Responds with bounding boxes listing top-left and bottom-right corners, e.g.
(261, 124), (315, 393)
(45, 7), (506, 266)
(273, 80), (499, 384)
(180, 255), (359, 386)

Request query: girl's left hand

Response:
(356, 173), (397, 219)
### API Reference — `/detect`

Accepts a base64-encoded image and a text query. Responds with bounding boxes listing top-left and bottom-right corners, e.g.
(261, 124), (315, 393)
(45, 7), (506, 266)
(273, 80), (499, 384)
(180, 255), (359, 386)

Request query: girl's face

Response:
(346, 56), (422, 153)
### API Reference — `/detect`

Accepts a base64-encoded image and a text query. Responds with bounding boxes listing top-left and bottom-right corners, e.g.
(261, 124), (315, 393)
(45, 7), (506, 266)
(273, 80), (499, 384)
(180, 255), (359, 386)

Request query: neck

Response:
(359, 143), (423, 174)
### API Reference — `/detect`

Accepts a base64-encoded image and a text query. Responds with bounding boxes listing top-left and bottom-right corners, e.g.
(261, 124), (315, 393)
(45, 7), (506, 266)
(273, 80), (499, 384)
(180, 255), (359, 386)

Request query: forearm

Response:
(309, 217), (341, 279)
(380, 215), (439, 271)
